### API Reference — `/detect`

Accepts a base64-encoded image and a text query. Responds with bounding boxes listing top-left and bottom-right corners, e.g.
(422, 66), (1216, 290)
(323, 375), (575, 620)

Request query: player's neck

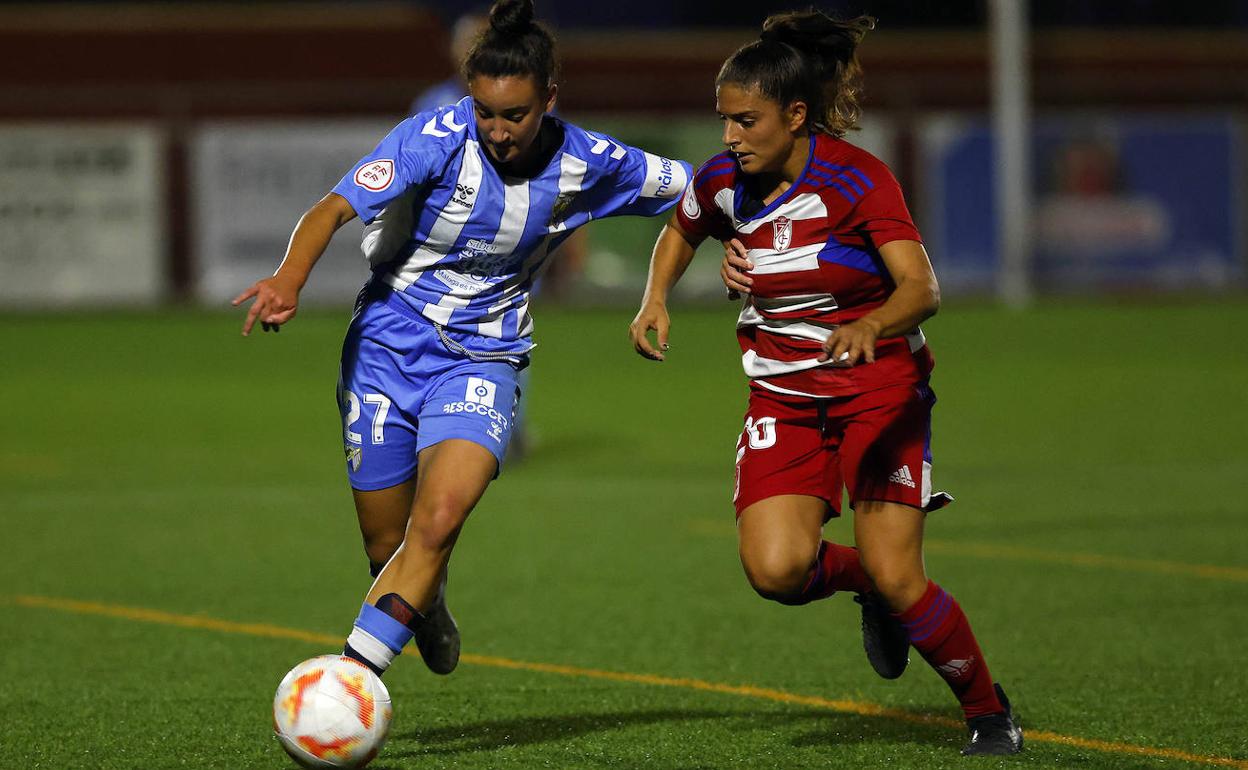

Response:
(780, 132), (811, 185)
(491, 117), (562, 179)
(756, 132), (810, 204)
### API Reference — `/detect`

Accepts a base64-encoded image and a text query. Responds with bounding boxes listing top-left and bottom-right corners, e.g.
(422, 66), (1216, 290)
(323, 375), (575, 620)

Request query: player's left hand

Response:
(820, 318), (881, 365)
(721, 238), (753, 300)
(629, 301), (671, 362)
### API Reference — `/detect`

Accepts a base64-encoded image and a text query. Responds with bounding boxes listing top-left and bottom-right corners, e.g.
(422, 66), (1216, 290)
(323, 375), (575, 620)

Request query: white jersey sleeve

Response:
(570, 127), (692, 220)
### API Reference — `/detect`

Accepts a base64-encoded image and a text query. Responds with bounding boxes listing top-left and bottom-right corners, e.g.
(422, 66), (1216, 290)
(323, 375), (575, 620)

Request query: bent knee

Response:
(860, 560), (927, 611)
(742, 555), (810, 605)
(409, 497), (472, 553)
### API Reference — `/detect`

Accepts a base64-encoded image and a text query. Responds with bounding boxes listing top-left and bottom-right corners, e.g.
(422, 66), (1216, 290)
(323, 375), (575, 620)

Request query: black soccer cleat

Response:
(961, 683), (1024, 756)
(854, 591), (910, 680)
(412, 578), (460, 675)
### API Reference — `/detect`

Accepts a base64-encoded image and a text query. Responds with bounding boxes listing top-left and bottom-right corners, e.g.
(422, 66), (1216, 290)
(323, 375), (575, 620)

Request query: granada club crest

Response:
(354, 159), (394, 192)
(772, 215), (792, 251)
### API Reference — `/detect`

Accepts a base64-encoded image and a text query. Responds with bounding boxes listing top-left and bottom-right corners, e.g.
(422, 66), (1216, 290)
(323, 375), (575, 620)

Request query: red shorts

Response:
(733, 382), (953, 518)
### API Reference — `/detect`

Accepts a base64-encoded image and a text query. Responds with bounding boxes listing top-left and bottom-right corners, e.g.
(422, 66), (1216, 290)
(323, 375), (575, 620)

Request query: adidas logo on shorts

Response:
(888, 465), (917, 489)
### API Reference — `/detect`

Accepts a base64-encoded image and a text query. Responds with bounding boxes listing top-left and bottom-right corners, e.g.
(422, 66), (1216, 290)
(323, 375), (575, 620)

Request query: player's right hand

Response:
(629, 301), (670, 362)
(232, 275), (301, 336)
(721, 238), (753, 300)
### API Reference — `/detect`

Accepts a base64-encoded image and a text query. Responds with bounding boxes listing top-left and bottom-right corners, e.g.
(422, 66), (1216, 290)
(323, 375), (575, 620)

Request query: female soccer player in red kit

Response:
(629, 10), (1022, 756)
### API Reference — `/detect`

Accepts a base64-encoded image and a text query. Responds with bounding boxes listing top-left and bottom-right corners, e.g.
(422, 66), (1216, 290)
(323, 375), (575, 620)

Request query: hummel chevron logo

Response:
(587, 132), (627, 159)
(422, 111), (468, 138)
(888, 465), (916, 488)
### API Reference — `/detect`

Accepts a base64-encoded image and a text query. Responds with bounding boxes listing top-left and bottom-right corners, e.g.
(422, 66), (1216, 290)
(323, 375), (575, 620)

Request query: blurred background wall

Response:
(0, 0), (1244, 308)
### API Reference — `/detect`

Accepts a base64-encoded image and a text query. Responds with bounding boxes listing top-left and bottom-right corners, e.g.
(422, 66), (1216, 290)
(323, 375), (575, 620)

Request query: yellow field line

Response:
(686, 519), (1248, 582)
(11, 594), (1246, 769)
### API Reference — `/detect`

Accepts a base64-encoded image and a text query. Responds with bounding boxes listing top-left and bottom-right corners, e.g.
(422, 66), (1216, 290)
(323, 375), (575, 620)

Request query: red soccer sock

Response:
(794, 541), (873, 603)
(894, 580), (1004, 719)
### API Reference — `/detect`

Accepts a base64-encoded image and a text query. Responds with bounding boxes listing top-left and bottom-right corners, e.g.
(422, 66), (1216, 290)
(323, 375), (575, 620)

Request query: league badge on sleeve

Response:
(354, 160), (395, 192)
(681, 185), (701, 220)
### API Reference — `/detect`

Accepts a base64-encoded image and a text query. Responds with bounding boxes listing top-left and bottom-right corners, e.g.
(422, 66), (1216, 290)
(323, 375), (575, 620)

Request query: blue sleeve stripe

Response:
(812, 164), (867, 197)
(812, 160), (875, 190)
(806, 167), (859, 204)
(697, 166), (735, 186)
(699, 162), (734, 180)
(810, 159), (864, 193)
(701, 155), (734, 172)
(835, 174), (867, 197)
(817, 241), (882, 275)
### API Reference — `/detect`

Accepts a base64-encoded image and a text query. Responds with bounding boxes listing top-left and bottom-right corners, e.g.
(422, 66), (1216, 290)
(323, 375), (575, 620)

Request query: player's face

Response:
(469, 75), (557, 165)
(716, 83), (807, 176)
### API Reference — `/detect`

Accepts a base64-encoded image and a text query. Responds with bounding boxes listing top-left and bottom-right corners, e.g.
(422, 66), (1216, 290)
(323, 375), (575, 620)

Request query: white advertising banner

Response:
(0, 123), (166, 306)
(192, 120), (397, 305)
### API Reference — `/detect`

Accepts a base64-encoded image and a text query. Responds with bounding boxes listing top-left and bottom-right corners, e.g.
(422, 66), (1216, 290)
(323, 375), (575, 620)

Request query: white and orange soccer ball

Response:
(272, 655), (393, 769)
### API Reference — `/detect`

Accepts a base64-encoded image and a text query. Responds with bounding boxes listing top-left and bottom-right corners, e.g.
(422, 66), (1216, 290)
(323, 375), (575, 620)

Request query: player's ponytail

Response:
(717, 10), (875, 138)
(462, 0), (559, 89)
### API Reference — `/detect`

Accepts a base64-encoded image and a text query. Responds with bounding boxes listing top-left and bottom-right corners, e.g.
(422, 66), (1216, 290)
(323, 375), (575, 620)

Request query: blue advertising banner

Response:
(918, 114), (1243, 294)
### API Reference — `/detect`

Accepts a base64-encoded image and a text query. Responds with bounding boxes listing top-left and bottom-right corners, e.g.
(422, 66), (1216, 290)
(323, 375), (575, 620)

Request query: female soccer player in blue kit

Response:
(629, 10), (1022, 756)
(234, 0), (689, 678)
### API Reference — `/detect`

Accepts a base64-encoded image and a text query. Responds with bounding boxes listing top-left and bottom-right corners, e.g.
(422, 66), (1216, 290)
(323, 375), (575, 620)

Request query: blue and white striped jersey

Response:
(332, 97), (691, 357)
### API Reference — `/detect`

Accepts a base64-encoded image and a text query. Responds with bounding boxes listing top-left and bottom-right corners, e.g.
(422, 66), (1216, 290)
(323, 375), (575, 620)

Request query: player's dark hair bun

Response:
(463, 0), (559, 88)
(717, 10), (875, 138)
(488, 0), (535, 36)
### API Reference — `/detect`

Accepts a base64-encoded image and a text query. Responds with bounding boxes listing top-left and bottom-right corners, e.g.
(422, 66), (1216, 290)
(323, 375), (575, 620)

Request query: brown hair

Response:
(716, 9), (875, 138)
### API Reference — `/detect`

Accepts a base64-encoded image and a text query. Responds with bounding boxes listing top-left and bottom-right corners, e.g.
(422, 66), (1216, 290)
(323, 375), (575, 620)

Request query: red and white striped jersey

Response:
(677, 133), (933, 398)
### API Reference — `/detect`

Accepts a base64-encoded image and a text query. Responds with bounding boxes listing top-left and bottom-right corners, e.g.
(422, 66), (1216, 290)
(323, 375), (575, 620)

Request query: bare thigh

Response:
(352, 477), (417, 567)
(737, 494), (828, 599)
(853, 499), (928, 611)
(364, 438), (497, 611)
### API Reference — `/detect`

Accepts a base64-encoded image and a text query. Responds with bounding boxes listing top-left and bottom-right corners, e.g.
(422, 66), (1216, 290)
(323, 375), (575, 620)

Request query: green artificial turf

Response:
(2, 299), (1246, 769)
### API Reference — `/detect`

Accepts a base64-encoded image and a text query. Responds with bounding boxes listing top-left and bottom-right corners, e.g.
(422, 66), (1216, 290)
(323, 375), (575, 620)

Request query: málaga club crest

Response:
(549, 192), (576, 227)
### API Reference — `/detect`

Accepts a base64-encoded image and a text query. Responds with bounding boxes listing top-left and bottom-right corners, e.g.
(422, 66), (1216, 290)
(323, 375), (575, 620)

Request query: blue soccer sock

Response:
(342, 594), (424, 675)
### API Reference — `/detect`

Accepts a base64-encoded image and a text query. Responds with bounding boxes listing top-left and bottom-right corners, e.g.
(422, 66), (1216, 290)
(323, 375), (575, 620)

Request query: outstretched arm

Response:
(629, 218), (705, 361)
(232, 192), (357, 336)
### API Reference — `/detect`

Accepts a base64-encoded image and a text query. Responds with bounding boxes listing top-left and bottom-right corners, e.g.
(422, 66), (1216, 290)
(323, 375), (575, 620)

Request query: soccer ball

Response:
(273, 655), (393, 769)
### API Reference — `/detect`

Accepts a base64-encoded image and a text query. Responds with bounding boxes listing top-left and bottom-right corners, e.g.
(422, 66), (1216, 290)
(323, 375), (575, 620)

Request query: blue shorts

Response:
(337, 296), (522, 491)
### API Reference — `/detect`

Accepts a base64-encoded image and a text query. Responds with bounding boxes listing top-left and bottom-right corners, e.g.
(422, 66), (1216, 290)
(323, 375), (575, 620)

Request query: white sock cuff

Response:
(347, 627), (399, 671)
